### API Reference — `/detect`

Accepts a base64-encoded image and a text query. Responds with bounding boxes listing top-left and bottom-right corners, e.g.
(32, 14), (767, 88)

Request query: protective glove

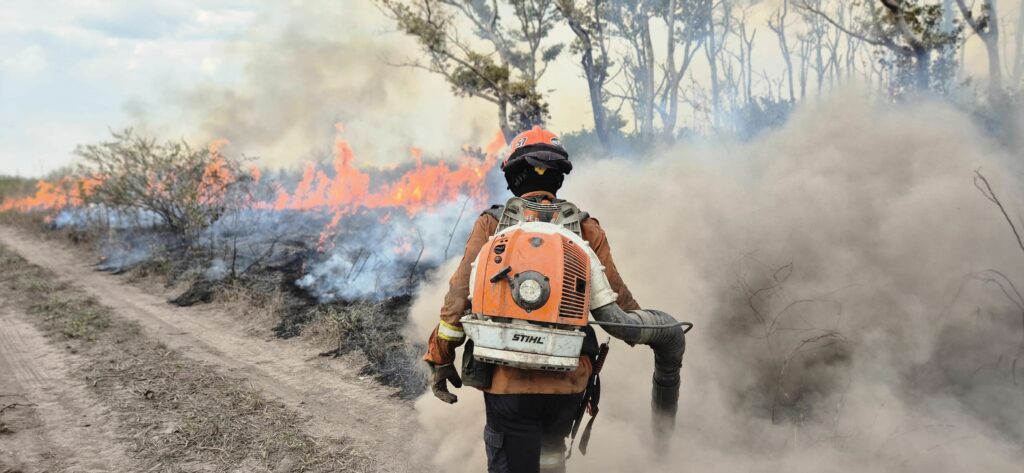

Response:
(429, 362), (462, 404)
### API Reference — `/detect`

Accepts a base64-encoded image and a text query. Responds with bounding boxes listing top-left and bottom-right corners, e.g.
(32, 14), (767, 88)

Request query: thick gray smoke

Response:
(135, 0), (495, 170)
(298, 198), (490, 301)
(407, 93), (1024, 472)
(50, 157), (500, 300)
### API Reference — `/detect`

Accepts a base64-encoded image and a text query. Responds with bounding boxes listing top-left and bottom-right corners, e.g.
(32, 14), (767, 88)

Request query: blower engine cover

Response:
(462, 222), (593, 371)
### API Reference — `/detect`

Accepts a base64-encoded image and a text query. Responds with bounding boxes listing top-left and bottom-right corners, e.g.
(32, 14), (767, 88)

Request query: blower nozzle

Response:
(590, 305), (687, 452)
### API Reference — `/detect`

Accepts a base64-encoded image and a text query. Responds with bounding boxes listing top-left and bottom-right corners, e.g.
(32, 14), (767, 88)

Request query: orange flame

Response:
(0, 176), (99, 212)
(268, 127), (503, 249)
(2, 129), (507, 253)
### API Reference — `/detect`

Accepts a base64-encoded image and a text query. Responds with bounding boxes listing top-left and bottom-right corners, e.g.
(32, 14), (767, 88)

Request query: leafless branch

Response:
(974, 169), (1024, 255)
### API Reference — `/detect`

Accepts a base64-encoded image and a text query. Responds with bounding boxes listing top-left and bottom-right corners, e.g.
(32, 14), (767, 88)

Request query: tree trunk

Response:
(663, 42), (698, 141)
(498, 100), (513, 141)
(985, 33), (1004, 97)
(981, 0), (1003, 99)
(956, 0), (1004, 98)
(585, 64), (610, 146)
(558, 4), (611, 149)
(664, 82), (680, 141)
(662, 0), (679, 141)
(783, 40), (796, 102)
(942, 0), (955, 32)
(1014, 0), (1024, 85)
(915, 49), (931, 90)
(816, 42), (825, 95)
(640, 17), (656, 142)
(706, 9), (721, 127)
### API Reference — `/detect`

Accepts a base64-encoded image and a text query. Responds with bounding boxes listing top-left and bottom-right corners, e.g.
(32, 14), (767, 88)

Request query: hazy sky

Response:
(0, 0), (1013, 177)
(0, 1), (259, 176)
(0, 0), (582, 177)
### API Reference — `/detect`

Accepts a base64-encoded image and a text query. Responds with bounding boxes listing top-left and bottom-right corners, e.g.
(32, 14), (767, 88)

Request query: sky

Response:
(0, 1), (260, 176)
(0, 0), (1016, 177)
(0, 0), (517, 176)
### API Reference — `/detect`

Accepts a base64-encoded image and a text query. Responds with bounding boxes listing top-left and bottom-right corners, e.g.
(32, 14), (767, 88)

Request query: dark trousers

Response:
(483, 392), (584, 473)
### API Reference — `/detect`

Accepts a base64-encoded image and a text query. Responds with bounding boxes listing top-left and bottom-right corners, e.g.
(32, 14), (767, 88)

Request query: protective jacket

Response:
(423, 191), (640, 394)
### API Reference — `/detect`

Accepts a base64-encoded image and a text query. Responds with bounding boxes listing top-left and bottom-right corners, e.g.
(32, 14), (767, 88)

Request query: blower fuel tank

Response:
(463, 222), (594, 371)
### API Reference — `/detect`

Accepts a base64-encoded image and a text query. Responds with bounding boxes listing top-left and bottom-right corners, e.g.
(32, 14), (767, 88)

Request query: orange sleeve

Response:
(582, 218), (640, 311)
(423, 213), (498, 365)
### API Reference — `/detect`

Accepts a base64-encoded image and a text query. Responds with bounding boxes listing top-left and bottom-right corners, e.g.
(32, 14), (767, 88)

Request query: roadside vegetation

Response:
(0, 129), (429, 399)
(0, 176), (35, 201)
(0, 244), (371, 472)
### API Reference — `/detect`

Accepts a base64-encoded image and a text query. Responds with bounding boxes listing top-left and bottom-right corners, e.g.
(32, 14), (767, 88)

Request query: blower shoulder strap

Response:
(493, 197), (589, 237)
(482, 205), (505, 223)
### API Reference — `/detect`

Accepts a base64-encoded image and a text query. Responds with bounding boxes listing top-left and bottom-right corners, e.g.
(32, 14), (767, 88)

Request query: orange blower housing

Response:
(471, 228), (591, 327)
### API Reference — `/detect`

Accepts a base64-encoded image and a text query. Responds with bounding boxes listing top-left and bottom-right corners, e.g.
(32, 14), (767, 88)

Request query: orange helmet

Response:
(501, 126), (572, 174)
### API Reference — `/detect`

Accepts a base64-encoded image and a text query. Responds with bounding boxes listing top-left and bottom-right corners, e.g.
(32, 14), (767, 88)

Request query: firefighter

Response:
(423, 126), (640, 473)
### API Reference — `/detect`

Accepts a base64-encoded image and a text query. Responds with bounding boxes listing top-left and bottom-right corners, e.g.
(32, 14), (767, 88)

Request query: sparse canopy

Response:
(377, 0), (1021, 148)
(798, 0), (962, 92)
(556, 0), (624, 147)
(75, 129), (252, 240)
(378, 0), (565, 139)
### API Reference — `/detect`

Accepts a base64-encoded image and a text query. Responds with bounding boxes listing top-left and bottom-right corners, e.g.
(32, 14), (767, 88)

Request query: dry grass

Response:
(0, 245), (373, 472)
(2, 211), (429, 401)
(302, 297), (428, 399)
(213, 281), (288, 326)
(0, 210), (48, 231)
(27, 296), (111, 340)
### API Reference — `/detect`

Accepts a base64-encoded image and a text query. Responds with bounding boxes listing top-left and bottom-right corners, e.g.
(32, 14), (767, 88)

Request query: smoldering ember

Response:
(1, 1), (1022, 473)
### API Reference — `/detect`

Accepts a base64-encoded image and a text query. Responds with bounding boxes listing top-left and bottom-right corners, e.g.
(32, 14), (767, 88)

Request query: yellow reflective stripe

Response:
(437, 321), (465, 341)
(439, 320), (462, 331)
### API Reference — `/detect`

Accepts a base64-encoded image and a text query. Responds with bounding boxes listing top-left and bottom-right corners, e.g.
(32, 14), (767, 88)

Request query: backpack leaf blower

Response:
(461, 197), (692, 452)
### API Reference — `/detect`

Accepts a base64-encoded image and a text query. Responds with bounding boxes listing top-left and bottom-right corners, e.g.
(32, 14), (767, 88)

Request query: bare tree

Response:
(824, 9), (844, 87)
(842, 2), (867, 81)
(604, 0), (655, 138)
(604, 0), (709, 143)
(955, 0), (1003, 98)
(704, 0), (732, 127)
(378, 0), (564, 138)
(797, 27), (813, 98)
(1013, 0), (1024, 87)
(659, 0), (712, 139)
(799, 0), (962, 92)
(769, 0), (797, 102)
(556, 0), (622, 147)
(798, 0), (834, 95)
(736, 5), (758, 106)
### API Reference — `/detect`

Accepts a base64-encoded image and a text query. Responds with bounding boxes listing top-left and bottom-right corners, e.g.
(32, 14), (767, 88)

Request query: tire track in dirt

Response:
(0, 309), (135, 472)
(0, 226), (421, 473)
(0, 317), (50, 386)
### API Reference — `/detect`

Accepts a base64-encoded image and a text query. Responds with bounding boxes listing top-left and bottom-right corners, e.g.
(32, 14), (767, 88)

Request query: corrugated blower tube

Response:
(590, 305), (690, 453)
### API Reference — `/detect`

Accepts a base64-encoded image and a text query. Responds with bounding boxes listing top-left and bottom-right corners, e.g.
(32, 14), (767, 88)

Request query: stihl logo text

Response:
(512, 333), (544, 344)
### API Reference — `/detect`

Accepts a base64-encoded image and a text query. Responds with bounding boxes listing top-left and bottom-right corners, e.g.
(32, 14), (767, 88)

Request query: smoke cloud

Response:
(135, 0), (497, 171)
(407, 92), (1024, 472)
(298, 199), (489, 301)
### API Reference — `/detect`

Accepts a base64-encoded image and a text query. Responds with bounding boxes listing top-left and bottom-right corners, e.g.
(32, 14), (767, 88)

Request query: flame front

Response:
(0, 176), (99, 213)
(2, 128), (507, 251)
(265, 126), (503, 249)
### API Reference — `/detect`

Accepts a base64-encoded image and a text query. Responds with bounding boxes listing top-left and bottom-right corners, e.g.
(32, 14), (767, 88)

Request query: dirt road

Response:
(0, 225), (420, 472)
(0, 308), (135, 472)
